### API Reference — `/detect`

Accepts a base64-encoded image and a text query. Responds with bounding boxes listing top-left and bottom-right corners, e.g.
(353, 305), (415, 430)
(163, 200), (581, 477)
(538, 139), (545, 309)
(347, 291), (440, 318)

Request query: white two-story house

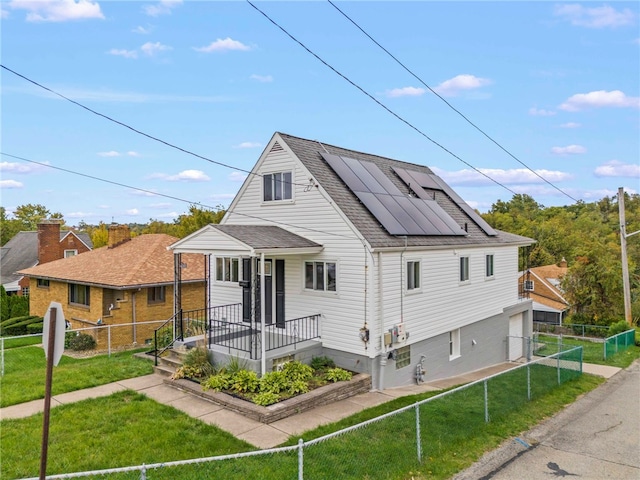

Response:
(169, 132), (534, 389)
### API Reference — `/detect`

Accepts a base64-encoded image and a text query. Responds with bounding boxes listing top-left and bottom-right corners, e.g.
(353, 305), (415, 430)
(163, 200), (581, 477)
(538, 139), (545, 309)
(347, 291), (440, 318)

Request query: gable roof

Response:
(521, 262), (569, 312)
(18, 234), (203, 289)
(275, 132), (533, 249)
(0, 230), (93, 289)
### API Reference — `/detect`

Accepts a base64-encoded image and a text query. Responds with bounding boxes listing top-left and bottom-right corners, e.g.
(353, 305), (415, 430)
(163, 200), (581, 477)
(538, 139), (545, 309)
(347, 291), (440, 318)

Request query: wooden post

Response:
(40, 306), (56, 480)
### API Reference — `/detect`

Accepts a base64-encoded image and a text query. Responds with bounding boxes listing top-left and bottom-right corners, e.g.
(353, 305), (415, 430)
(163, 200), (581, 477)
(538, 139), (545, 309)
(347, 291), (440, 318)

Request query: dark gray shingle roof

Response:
(214, 225), (322, 250)
(278, 132), (533, 249)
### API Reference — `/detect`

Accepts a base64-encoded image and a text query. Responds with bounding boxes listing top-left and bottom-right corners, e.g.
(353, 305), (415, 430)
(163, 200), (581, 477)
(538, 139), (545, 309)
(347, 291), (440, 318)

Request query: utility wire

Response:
(0, 151), (359, 240)
(246, 1), (519, 197)
(326, 0), (578, 203)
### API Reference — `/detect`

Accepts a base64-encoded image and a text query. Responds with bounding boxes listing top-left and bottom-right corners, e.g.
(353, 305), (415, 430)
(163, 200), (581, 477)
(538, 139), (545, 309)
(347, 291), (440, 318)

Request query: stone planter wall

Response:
(167, 373), (372, 424)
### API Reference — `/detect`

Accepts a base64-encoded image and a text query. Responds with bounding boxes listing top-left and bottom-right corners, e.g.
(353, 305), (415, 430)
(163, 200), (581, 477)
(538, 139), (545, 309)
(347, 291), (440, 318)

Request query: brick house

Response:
(18, 225), (205, 347)
(1, 220), (92, 296)
(519, 258), (570, 324)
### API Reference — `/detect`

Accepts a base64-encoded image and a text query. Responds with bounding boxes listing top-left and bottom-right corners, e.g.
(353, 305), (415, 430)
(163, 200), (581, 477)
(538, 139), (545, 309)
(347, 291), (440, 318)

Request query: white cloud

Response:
(97, 150), (121, 157)
(127, 151), (141, 157)
(151, 170), (210, 182)
(66, 211), (93, 218)
(559, 122), (581, 128)
(125, 208), (139, 215)
(250, 74), (273, 83)
(551, 144), (587, 155)
(142, 0), (182, 17)
(559, 90), (640, 111)
(156, 211), (180, 218)
(132, 25), (151, 34)
(193, 37), (251, 53)
(0, 161), (47, 173)
(554, 3), (636, 29)
(149, 202), (172, 208)
(385, 86), (425, 98)
(107, 48), (138, 59)
(0, 179), (24, 188)
(131, 189), (158, 197)
(9, 0), (104, 22)
(141, 41), (172, 56)
(229, 172), (248, 182)
(233, 142), (261, 149)
(529, 107), (556, 116)
(594, 160), (640, 178)
(433, 74), (492, 97)
(432, 166), (572, 186)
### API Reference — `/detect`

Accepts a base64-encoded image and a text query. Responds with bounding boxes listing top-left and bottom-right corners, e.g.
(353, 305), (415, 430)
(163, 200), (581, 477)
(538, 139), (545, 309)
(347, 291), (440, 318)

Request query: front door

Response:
(242, 258), (285, 328)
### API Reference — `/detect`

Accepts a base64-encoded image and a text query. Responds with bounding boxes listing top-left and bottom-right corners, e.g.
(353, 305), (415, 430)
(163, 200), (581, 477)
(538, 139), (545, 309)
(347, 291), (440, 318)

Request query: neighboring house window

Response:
(216, 257), (239, 283)
(305, 261), (337, 292)
(459, 256), (470, 282)
(37, 279), (50, 288)
(524, 280), (534, 291)
(407, 260), (420, 291)
(22, 287), (30, 296)
(485, 254), (494, 278)
(69, 283), (90, 306)
(148, 286), (166, 304)
(263, 171), (292, 201)
(64, 249), (78, 258)
(396, 345), (411, 369)
(449, 328), (461, 360)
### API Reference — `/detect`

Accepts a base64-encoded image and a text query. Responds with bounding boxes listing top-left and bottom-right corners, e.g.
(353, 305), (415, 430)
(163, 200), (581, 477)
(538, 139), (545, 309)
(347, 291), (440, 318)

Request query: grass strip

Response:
(537, 335), (639, 368)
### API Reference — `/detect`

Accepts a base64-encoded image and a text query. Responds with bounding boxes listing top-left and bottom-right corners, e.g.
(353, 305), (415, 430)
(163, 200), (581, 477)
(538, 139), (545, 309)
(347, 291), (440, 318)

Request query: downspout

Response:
(260, 252), (266, 377)
(132, 291), (137, 344)
(378, 251), (386, 391)
(400, 236), (407, 323)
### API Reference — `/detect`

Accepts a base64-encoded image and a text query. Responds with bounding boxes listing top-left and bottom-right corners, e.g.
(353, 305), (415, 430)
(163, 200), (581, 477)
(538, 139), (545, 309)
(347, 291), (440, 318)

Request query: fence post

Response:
(108, 325), (112, 357)
(140, 463), (146, 480)
(415, 404), (422, 463)
(484, 379), (489, 423)
(556, 352), (561, 385)
(298, 438), (304, 480)
(527, 364), (531, 401)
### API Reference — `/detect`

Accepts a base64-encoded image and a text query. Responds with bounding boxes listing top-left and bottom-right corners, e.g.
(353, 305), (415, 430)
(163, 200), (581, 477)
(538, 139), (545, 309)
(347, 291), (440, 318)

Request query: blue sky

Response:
(1, 1), (639, 226)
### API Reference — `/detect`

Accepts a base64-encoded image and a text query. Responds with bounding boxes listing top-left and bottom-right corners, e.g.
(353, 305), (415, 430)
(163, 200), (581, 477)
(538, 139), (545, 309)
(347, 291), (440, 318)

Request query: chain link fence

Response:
(604, 329), (636, 360)
(16, 347), (583, 480)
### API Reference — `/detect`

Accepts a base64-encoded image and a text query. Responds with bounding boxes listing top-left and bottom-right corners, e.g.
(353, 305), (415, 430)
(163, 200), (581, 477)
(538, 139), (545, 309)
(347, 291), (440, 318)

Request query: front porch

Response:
(176, 303), (322, 362)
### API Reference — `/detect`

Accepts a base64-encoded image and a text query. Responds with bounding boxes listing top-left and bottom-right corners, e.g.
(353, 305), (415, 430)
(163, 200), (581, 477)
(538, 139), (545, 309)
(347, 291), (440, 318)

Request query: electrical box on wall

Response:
(391, 323), (407, 344)
(383, 331), (392, 347)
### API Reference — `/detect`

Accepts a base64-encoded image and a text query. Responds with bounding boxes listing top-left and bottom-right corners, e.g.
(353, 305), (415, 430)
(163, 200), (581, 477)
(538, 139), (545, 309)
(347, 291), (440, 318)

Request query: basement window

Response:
(396, 345), (411, 369)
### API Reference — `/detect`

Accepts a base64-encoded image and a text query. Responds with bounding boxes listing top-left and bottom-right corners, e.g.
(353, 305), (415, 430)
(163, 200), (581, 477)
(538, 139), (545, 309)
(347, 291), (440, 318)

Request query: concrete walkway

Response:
(0, 361), (621, 450)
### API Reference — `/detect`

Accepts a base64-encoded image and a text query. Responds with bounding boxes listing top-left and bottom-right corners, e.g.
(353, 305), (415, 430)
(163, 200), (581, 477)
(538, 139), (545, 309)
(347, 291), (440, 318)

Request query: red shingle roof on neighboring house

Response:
(18, 234), (204, 288)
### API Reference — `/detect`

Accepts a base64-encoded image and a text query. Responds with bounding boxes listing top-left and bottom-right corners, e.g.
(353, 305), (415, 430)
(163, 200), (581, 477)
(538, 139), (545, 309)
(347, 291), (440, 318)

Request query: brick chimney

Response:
(108, 224), (131, 248)
(38, 220), (63, 264)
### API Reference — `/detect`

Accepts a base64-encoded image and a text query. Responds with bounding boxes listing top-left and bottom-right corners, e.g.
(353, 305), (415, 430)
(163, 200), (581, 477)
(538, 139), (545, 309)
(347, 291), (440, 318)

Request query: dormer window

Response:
(263, 171), (292, 202)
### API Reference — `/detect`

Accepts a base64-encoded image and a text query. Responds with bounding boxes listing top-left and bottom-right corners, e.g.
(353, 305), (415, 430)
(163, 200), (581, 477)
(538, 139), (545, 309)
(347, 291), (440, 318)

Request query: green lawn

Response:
(1, 334), (42, 349)
(536, 334), (640, 368)
(0, 364), (604, 480)
(0, 346), (154, 407)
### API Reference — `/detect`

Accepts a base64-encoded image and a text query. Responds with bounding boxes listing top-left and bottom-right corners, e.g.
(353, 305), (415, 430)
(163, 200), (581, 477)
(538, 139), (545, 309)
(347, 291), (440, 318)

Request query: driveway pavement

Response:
(454, 359), (640, 480)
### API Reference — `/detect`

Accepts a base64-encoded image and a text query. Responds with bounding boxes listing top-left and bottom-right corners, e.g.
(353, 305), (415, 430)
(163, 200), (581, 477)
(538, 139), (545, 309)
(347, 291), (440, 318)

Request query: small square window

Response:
(37, 278), (50, 288)
(64, 249), (78, 258)
(396, 345), (411, 369)
(524, 280), (534, 291)
(263, 171), (292, 201)
(147, 286), (165, 304)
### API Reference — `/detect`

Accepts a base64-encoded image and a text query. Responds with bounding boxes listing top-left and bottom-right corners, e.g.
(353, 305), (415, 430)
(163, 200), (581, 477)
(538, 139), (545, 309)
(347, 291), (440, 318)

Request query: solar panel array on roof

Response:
(322, 152), (466, 236)
(393, 167), (498, 236)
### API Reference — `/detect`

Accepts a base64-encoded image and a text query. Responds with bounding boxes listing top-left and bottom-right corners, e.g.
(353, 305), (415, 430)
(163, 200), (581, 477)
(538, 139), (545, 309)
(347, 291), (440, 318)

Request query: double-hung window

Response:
(407, 260), (420, 291)
(459, 256), (470, 282)
(485, 254), (494, 278)
(305, 261), (336, 292)
(216, 257), (239, 283)
(263, 171), (292, 201)
(69, 283), (90, 306)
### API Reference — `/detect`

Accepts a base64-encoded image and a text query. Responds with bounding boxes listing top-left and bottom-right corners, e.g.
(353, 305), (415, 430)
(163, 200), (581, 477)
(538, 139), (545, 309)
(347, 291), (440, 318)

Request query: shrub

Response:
(324, 367), (353, 383)
(1, 316), (42, 336)
(253, 391), (280, 406)
(68, 333), (96, 351)
(287, 379), (309, 395)
(281, 361), (313, 383)
(8, 295), (29, 319)
(202, 373), (232, 392)
(310, 355), (335, 371)
(259, 370), (287, 394)
(231, 369), (259, 393)
(26, 322), (43, 334)
(607, 320), (631, 337)
(172, 347), (215, 380)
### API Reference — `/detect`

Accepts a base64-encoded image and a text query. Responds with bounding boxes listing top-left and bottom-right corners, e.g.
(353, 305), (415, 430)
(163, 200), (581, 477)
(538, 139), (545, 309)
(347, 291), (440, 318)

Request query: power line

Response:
(246, 1), (520, 198)
(326, 0), (578, 203)
(0, 151), (359, 240)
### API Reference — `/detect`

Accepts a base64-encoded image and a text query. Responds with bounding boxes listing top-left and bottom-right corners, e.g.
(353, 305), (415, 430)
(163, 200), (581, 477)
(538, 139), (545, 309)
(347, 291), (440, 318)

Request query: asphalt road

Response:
(454, 360), (640, 480)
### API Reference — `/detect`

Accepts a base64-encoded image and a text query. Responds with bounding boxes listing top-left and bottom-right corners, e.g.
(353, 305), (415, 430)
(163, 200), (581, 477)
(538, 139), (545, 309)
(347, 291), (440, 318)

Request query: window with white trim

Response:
(485, 254), (494, 278)
(69, 283), (90, 306)
(305, 261), (336, 292)
(263, 171), (292, 201)
(459, 256), (470, 282)
(216, 257), (240, 283)
(407, 260), (421, 291)
(524, 280), (534, 291)
(22, 287), (30, 296)
(64, 249), (78, 258)
(449, 328), (461, 360)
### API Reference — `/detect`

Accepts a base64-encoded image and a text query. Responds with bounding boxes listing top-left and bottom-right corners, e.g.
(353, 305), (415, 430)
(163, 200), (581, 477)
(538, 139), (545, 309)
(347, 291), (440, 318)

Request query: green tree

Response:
(173, 205), (225, 238)
(91, 222), (109, 248)
(0, 207), (22, 246)
(12, 204), (63, 231)
(8, 295), (29, 318)
(0, 286), (9, 322)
